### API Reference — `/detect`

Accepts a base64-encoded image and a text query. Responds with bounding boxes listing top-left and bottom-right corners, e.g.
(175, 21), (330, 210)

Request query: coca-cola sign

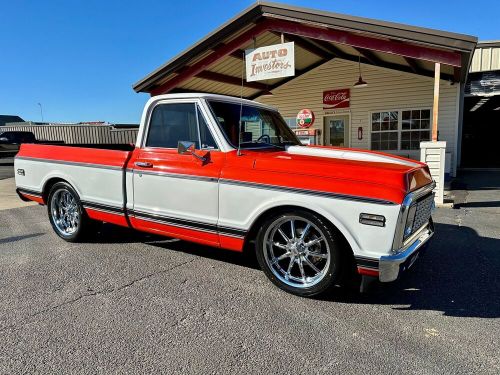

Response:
(323, 89), (350, 109)
(296, 109), (315, 128)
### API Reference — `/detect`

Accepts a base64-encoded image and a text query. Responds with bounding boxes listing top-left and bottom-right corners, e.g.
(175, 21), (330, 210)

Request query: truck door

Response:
(131, 100), (223, 247)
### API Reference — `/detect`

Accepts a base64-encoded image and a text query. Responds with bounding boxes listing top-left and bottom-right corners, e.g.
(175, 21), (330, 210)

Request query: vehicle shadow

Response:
(325, 222), (500, 319)
(0, 233), (45, 245)
(93, 221), (499, 318)
(92, 223), (260, 269)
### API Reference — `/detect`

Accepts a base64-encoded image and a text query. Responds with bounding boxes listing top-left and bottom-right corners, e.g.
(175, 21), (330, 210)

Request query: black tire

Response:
(47, 182), (99, 242)
(255, 209), (343, 297)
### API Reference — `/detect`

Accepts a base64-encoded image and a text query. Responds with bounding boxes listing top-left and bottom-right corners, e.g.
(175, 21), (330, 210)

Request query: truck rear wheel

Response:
(47, 182), (98, 242)
(255, 210), (342, 297)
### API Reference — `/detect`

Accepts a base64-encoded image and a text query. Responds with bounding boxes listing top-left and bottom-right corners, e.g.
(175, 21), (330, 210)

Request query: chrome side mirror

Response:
(178, 141), (207, 162)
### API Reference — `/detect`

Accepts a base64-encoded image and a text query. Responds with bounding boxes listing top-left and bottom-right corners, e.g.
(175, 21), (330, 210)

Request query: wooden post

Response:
(432, 62), (440, 141)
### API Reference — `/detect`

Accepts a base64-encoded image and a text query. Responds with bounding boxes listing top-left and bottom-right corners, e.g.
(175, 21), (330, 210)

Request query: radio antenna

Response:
(237, 50), (245, 156)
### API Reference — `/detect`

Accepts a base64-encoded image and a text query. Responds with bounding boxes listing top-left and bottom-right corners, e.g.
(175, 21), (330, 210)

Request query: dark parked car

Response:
(0, 131), (36, 156)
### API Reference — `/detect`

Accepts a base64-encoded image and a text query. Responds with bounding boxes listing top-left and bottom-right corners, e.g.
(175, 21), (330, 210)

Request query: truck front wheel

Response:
(47, 182), (98, 242)
(255, 210), (342, 297)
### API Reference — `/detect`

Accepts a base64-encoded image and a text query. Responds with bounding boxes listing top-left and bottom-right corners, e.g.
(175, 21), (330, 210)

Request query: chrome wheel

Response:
(50, 188), (80, 236)
(263, 215), (331, 289)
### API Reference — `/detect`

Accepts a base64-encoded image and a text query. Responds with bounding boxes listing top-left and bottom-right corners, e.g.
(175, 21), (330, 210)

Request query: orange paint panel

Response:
(357, 267), (380, 277)
(219, 235), (245, 252)
(85, 208), (129, 227)
(20, 193), (44, 204)
(222, 150), (418, 204)
(17, 144), (131, 169)
(131, 217), (220, 247)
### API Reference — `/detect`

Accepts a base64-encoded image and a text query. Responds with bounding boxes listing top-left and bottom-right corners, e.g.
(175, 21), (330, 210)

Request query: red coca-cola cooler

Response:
(293, 128), (321, 145)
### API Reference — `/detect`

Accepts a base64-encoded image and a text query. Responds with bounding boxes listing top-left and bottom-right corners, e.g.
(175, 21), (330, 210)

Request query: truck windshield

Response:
(207, 100), (301, 149)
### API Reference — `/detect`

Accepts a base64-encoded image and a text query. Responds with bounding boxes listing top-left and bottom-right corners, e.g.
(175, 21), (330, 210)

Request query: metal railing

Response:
(0, 122), (138, 144)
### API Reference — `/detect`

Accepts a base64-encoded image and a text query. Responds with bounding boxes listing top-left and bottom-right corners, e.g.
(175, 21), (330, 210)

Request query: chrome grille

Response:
(411, 194), (434, 234)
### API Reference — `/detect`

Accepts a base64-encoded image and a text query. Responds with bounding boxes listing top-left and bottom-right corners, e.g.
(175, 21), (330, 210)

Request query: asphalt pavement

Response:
(0, 171), (499, 374)
(0, 157), (14, 180)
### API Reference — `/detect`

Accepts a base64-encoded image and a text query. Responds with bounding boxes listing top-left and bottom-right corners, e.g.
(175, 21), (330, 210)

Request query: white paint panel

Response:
(133, 173), (219, 225)
(218, 183), (401, 259)
(14, 159), (124, 208)
(286, 145), (419, 167)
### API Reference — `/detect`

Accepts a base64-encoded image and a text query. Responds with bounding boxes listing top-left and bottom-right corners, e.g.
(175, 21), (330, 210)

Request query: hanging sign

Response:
(323, 89), (350, 109)
(296, 109), (315, 128)
(245, 42), (295, 82)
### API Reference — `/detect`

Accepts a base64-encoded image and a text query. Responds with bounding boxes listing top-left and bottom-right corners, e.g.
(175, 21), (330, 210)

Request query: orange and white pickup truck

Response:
(15, 93), (435, 296)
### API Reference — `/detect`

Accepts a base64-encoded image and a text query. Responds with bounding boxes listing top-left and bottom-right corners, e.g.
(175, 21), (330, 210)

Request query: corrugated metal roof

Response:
(470, 42), (500, 73)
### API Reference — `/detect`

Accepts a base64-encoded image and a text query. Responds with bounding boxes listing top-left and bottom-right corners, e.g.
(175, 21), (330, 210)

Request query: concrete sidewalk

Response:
(0, 177), (36, 211)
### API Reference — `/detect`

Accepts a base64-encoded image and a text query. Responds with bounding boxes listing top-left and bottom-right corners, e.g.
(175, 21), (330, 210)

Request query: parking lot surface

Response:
(0, 167), (499, 374)
(0, 157), (14, 180)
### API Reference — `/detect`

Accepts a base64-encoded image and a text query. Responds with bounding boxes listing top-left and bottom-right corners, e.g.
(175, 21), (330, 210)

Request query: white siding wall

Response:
(256, 59), (460, 175)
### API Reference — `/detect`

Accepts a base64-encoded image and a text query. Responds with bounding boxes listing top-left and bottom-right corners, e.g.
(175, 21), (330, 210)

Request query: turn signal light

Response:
(359, 213), (386, 227)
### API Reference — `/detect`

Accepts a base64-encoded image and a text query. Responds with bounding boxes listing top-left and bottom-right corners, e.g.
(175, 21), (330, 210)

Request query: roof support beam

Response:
(432, 63), (440, 141)
(213, 44), (246, 60)
(271, 32), (333, 59)
(307, 39), (355, 60)
(404, 56), (421, 73)
(267, 18), (462, 67)
(150, 19), (272, 96)
(149, 17), (461, 96)
(195, 71), (267, 90)
(250, 57), (334, 99)
(352, 47), (382, 65)
(229, 50), (246, 60)
(251, 53), (455, 99)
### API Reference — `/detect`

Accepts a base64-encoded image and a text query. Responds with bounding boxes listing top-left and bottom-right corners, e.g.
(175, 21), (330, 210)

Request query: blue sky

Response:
(1, 0), (498, 124)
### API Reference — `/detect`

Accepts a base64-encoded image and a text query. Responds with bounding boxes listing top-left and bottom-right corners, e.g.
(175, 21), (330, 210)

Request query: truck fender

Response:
(244, 198), (361, 254)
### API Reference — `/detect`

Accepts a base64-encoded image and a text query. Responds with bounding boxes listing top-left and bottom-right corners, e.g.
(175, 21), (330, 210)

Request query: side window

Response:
(197, 108), (217, 149)
(146, 103), (199, 148)
(146, 103), (218, 150)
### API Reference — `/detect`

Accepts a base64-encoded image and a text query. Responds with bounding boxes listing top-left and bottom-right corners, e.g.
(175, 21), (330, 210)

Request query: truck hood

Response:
(247, 145), (432, 202)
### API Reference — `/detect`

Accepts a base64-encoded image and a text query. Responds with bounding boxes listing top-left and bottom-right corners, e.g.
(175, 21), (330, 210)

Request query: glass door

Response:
(324, 115), (350, 147)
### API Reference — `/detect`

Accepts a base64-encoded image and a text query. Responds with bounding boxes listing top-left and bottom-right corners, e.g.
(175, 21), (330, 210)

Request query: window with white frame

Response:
(401, 109), (431, 150)
(371, 109), (431, 151)
(371, 111), (398, 151)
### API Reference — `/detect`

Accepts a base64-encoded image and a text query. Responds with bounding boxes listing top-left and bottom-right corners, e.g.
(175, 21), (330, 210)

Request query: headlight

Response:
(404, 205), (417, 239)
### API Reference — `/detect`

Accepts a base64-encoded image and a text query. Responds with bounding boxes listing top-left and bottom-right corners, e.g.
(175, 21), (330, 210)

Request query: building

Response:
(133, 2), (479, 182)
(0, 115), (24, 126)
(462, 41), (500, 168)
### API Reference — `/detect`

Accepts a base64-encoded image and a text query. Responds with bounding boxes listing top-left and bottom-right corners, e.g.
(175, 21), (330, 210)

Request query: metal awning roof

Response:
(133, 1), (477, 98)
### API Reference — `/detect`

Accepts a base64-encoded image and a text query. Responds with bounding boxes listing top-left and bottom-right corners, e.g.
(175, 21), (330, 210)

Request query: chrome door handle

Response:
(135, 161), (153, 168)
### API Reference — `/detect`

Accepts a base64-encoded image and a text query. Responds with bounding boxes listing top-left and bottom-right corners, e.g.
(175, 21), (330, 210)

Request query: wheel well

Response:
(42, 178), (67, 203)
(243, 205), (358, 285)
(243, 205), (353, 256)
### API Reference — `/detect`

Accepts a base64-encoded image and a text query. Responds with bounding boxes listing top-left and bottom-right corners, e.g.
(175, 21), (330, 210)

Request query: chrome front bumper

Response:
(378, 220), (434, 282)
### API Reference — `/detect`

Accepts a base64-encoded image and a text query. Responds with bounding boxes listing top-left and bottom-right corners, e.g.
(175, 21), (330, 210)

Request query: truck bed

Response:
(36, 143), (135, 151)
(15, 144), (134, 222)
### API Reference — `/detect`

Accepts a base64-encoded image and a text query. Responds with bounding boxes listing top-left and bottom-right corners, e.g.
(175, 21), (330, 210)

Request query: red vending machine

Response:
(293, 129), (321, 145)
